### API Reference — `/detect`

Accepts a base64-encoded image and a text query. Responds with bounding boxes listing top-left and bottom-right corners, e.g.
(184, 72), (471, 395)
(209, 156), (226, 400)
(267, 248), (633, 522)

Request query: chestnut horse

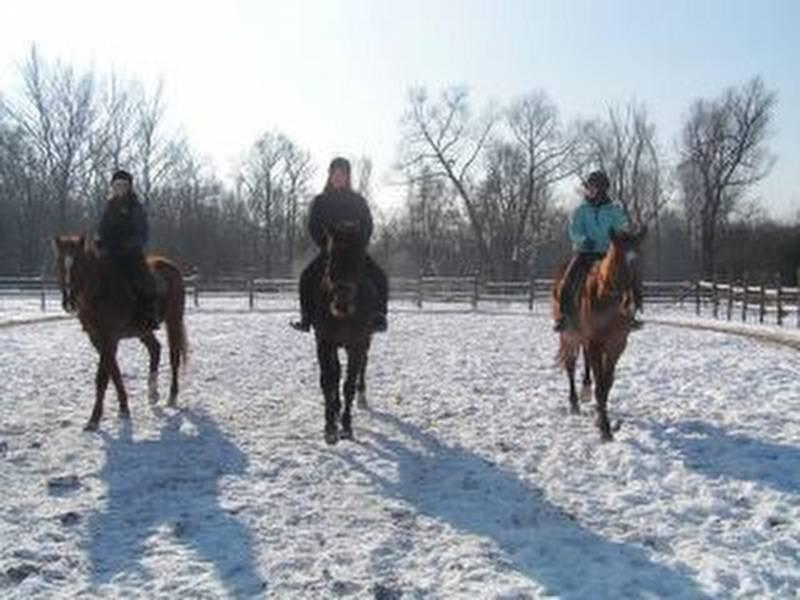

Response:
(53, 234), (187, 431)
(310, 222), (378, 444)
(553, 228), (646, 441)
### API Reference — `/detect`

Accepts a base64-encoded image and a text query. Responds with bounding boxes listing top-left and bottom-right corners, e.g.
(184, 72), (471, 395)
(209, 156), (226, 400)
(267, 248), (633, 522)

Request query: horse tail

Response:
(152, 257), (189, 369)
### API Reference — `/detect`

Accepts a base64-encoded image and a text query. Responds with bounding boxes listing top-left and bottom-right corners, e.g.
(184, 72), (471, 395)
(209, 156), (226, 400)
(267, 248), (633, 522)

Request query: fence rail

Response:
(0, 274), (691, 314)
(693, 277), (800, 327)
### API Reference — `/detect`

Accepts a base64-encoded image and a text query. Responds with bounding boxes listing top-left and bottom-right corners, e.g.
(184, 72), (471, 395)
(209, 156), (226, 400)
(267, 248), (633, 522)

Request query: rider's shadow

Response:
(86, 410), (265, 596)
(342, 411), (711, 599)
(653, 420), (800, 495)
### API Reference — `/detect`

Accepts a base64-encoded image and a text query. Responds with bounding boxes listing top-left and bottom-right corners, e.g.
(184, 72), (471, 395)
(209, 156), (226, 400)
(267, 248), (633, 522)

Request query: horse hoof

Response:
(357, 392), (367, 410)
(84, 421), (99, 432)
(569, 405), (580, 415)
(167, 395), (178, 408)
(119, 411), (131, 421)
(324, 429), (339, 445)
(580, 386), (592, 402)
(612, 419), (623, 432)
(340, 427), (354, 441)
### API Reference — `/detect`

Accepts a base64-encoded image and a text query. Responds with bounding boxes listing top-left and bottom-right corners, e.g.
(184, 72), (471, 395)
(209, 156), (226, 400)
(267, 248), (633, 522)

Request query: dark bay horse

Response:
(53, 234), (188, 431)
(310, 222), (378, 445)
(553, 229), (646, 441)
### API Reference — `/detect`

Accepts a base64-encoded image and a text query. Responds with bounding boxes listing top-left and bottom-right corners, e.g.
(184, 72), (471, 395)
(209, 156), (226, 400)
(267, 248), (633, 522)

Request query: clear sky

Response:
(2, 0), (798, 219)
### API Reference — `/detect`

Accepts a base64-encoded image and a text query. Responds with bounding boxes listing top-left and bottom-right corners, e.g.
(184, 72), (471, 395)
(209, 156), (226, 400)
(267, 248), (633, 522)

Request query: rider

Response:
(554, 170), (643, 332)
(291, 157), (389, 333)
(96, 169), (159, 329)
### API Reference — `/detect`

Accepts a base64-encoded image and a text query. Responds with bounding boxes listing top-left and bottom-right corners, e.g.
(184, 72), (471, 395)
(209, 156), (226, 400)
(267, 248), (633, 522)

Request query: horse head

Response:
(603, 226), (647, 295)
(52, 233), (94, 313)
(321, 221), (366, 319)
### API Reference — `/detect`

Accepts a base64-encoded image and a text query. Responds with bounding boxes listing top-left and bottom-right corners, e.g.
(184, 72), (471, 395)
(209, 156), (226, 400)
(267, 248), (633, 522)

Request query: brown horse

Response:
(553, 228), (646, 441)
(310, 222), (377, 444)
(53, 234), (188, 431)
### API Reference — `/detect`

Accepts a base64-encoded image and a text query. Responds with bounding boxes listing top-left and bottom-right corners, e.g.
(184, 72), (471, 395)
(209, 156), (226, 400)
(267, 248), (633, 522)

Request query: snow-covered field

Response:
(1, 299), (799, 598)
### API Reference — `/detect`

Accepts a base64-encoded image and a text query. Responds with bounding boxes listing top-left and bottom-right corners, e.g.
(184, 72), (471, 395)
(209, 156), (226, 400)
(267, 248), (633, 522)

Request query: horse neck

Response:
(596, 247), (630, 299)
(73, 249), (104, 297)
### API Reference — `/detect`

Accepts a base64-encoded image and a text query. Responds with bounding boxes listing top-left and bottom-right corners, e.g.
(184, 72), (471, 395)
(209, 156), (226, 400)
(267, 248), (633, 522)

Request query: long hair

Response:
(323, 157), (352, 194)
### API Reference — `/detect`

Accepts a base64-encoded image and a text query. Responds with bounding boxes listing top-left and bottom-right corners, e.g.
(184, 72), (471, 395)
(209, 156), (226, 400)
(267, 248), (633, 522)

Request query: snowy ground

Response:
(1, 299), (799, 598)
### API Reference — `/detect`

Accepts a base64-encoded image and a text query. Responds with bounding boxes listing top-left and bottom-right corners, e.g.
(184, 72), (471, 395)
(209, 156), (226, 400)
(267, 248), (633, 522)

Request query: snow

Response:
(1, 298), (799, 598)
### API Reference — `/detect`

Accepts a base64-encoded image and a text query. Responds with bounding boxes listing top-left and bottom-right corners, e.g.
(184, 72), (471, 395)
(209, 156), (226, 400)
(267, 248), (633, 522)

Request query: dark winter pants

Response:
(112, 251), (157, 310)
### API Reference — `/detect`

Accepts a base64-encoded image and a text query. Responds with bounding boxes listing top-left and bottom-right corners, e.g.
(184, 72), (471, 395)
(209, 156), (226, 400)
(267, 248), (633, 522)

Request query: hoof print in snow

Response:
(0, 441), (7, 456)
(59, 511), (81, 526)
(331, 580), (358, 595)
(767, 516), (788, 529)
(172, 520), (187, 537)
(29, 440), (42, 449)
(373, 583), (403, 600)
(47, 475), (80, 495)
(5, 564), (39, 585)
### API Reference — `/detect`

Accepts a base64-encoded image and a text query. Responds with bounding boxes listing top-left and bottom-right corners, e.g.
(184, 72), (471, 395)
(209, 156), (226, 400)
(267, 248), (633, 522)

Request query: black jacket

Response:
(308, 189), (373, 248)
(97, 193), (149, 257)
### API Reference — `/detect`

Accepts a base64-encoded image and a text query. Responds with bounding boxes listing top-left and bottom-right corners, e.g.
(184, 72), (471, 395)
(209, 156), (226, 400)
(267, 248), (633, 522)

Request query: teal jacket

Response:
(569, 197), (628, 254)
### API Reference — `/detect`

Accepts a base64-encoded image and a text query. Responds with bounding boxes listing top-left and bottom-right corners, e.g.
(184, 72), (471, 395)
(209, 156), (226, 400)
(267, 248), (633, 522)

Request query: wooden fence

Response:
(0, 274), (690, 313)
(693, 275), (800, 327)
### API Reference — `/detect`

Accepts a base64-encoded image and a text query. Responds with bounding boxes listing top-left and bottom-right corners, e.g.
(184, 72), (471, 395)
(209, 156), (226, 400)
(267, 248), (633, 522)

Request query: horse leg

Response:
(87, 342), (123, 430)
(580, 345), (592, 401)
(317, 340), (341, 444)
(140, 331), (161, 403)
(589, 346), (613, 442)
(565, 351), (580, 415)
(356, 345), (368, 409)
(341, 344), (366, 440)
(106, 344), (130, 420)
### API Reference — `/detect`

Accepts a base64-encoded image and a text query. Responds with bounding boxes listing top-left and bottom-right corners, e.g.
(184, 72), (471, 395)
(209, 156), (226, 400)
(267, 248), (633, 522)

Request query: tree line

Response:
(1, 47), (797, 284)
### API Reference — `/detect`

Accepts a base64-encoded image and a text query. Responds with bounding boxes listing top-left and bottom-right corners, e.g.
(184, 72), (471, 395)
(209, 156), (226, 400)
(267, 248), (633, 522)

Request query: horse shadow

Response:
(341, 411), (711, 599)
(86, 409), (265, 596)
(652, 420), (800, 495)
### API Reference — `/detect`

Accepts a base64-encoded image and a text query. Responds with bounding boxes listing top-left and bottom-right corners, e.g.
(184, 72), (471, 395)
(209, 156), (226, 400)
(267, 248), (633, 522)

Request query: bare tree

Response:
(398, 86), (496, 276)
(679, 77), (776, 276)
(505, 91), (579, 278)
(240, 131), (285, 276)
(280, 137), (314, 274)
(8, 46), (99, 230)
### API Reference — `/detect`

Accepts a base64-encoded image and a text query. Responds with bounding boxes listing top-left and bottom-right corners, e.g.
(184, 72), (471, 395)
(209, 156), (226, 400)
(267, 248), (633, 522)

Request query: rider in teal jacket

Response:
(554, 171), (641, 332)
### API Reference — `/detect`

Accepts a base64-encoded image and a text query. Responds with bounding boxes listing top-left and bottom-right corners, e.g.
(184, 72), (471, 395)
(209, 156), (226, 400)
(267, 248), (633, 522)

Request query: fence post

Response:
(726, 272), (733, 321)
(471, 274), (479, 310)
(776, 273), (783, 326)
(193, 270), (200, 308)
(741, 271), (748, 322)
(40, 273), (46, 312)
(695, 280), (701, 316)
(759, 276), (766, 324)
(416, 271), (423, 309)
(711, 274), (719, 319)
(797, 267), (800, 328)
(248, 277), (254, 311)
(528, 277), (535, 311)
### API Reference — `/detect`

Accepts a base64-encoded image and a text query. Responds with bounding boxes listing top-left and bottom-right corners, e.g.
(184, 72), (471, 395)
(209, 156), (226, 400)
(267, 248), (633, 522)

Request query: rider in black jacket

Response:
(291, 157), (388, 333)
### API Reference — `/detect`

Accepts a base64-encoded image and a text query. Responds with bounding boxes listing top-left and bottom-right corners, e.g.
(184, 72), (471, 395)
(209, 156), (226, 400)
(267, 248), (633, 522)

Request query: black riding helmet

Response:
(111, 169), (133, 184)
(585, 170), (610, 194)
(328, 157), (351, 174)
